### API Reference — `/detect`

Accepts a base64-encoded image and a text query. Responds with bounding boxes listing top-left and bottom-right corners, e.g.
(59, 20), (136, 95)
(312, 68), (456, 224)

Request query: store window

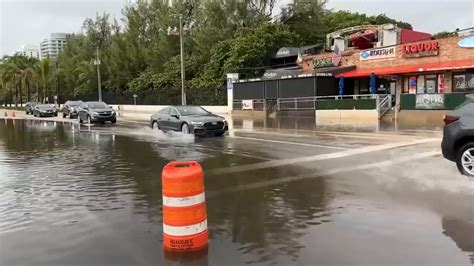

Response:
(453, 71), (474, 92)
(406, 74), (444, 94)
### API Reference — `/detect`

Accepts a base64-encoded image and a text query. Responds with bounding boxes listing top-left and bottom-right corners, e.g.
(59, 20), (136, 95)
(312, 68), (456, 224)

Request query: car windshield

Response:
(87, 102), (108, 109)
(37, 104), (54, 109)
(176, 106), (209, 116)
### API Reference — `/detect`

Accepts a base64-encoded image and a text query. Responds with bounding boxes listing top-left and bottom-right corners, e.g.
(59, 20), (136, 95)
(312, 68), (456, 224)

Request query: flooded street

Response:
(0, 119), (473, 265)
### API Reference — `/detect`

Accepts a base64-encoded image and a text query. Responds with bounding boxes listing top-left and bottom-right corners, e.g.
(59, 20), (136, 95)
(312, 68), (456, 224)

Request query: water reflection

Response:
(0, 119), (470, 265)
(232, 115), (443, 133)
(442, 217), (474, 263)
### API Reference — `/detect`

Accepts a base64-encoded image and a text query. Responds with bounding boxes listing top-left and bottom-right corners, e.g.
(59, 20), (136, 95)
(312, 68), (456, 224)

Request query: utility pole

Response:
(56, 60), (59, 107)
(94, 47), (102, 102)
(179, 15), (186, 106)
(167, 16), (187, 105)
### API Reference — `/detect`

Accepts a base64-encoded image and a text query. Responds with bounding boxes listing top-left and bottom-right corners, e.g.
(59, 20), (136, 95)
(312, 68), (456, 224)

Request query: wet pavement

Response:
(0, 118), (473, 266)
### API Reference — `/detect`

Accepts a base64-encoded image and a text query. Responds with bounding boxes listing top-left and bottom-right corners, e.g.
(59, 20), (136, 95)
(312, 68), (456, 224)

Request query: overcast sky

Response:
(1, 0), (473, 56)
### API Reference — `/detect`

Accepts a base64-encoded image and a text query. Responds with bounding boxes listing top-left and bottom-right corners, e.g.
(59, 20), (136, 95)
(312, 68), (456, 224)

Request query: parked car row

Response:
(24, 100), (117, 124)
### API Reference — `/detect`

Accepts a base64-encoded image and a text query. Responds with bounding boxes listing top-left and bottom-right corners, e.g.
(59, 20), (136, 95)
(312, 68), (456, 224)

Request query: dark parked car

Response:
(33, 104), (58, 117)
(77, 101), (116, 124)
(62, 100), (83, 118)
(25, 102), (40, 115)
(442, 96), (474, 177)
(150, 106), (228, 136)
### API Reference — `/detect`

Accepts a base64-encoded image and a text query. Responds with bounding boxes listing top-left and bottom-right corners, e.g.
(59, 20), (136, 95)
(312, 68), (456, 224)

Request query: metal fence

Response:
(277, 97), (316, 111)
(234, 94), (393, 118)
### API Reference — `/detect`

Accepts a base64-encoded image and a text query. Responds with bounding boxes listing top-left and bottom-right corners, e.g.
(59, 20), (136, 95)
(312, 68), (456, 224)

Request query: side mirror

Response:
(109, 106), (113, 109)
(171, 115), (180, 119)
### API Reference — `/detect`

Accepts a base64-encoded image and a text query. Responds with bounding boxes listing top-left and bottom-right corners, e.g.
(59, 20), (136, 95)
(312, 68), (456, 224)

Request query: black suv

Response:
(62, 100), (83, 118)
(33, 104), (58, 117)
(442, 96), (474, 176)
(25, 102), (40, 115)
(77, 101), (117, 124)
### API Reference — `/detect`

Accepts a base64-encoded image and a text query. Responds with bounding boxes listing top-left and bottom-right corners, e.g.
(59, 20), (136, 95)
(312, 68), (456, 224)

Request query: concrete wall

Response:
(316, 110), (379, 123)
(111, 105), (230, 114)
(398, 110), (449, 127)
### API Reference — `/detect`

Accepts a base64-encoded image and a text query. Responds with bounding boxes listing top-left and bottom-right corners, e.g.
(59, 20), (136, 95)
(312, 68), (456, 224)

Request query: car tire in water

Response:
(215, 132), (225, 137)
(63, 113), (66, 118)
(456, 143), (474, 177)
(181, 123), (190, 134)
(152, 121), (159, 130)
(77, 115), (82, 124)
(111, 119), (117, 124)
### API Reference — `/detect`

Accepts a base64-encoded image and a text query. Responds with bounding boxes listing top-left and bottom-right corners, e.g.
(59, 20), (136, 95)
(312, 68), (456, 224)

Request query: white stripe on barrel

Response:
(163, 220), (208, 236)
(163, 192), (205, 208)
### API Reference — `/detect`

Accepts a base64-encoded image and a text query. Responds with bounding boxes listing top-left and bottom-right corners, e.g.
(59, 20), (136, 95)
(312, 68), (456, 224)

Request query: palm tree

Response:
(35, 59), (52, 103)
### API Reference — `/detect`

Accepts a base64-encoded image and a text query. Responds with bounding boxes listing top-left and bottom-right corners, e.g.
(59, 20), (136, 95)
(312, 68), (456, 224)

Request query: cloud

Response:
(0, 0), (125, 56)
(326, 0), (474, 33)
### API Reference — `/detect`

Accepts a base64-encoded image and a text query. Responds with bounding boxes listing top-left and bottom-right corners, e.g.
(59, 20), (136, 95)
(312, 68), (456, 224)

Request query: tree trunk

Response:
(14, 86), (18, 107)
(9, 87), (13, 106)
(27, 82), (31, 102)
(19, 85), (23, 107)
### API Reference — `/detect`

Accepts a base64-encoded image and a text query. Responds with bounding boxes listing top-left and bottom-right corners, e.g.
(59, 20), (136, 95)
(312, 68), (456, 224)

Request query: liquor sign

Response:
(313, 58), (334, 69)
(242, 100), (253, 110)
(359, 47), (396, 61)
(416, 94), (445, 109)
(403, 41), (440, 58)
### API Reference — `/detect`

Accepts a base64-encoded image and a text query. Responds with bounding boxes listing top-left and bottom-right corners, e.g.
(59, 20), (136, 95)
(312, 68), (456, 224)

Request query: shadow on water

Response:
(232, 115), (443, 133)
(442, 217), (474, 264)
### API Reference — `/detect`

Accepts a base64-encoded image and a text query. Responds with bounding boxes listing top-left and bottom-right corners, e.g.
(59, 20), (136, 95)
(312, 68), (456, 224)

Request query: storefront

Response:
(299, 35), (474, 113)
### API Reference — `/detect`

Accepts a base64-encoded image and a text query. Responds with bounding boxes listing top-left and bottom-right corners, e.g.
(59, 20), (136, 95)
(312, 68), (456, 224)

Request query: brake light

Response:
(444, 115), (459, 125)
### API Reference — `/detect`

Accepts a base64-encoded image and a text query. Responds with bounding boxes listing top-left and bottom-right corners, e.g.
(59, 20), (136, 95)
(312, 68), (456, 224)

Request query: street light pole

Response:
(56, 60), (59, 107)
(179, 15), (186, 106)
(94, 46), (102, 102)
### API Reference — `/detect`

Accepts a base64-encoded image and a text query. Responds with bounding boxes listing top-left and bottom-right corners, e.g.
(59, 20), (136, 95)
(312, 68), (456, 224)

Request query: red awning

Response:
(337, 59), (474, 78)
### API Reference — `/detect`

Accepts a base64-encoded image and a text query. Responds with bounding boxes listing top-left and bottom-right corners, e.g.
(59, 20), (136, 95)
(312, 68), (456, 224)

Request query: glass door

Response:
(425, 75), (438, 94)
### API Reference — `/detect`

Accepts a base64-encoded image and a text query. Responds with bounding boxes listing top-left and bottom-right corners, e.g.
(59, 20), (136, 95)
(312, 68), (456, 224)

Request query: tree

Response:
(433, 31), (458, 39)
(8, 0), (414, 105)
(280, 0), (327, 45)
(224, 23), (298, 78)
(35, 59), (53, 103)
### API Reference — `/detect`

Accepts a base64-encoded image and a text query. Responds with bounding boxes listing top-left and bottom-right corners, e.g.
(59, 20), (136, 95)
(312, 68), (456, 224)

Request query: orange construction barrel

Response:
(162, 161), (208, 251)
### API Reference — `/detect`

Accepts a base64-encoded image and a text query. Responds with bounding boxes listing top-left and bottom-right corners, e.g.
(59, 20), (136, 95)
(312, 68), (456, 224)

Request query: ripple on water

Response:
(0, 137), (145, 235)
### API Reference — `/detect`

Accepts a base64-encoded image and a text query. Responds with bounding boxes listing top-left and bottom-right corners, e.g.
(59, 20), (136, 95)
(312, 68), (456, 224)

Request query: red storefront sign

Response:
(403, 41), (440, 58)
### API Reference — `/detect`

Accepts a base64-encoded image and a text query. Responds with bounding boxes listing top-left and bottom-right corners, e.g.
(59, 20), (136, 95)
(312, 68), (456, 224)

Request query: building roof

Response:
(274, 44), (324, 58)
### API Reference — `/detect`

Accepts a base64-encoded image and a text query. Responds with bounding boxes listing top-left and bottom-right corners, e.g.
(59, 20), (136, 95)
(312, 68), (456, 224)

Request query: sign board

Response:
(403, 41), (440, 58)
(408, 76), (417, 94)
(416, 94), (445, 109)
(360, 47), (396, 61)
(242, 100), (253, 110)
(313, 58), (334, 69)
(276, 48), (291, 57)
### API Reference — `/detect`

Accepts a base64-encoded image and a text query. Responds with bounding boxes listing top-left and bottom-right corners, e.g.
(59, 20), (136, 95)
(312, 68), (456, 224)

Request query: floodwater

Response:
(0, 119), (473, 266)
